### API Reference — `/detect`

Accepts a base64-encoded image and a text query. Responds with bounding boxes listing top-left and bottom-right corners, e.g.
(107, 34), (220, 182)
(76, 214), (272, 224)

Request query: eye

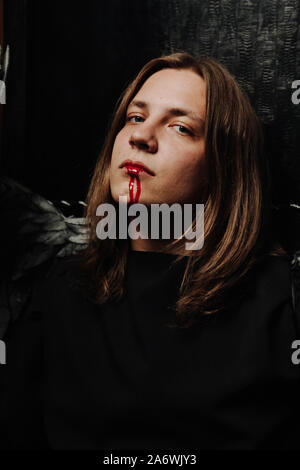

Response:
(173, 124), (193, 136)
(126, 115), (145, 123)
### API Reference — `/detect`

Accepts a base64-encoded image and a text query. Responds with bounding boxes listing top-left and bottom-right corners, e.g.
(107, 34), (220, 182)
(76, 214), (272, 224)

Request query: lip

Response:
(120, 159), (155, 176)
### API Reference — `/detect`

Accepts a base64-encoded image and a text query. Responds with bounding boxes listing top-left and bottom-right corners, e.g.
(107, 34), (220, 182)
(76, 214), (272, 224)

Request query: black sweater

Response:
(0, 251), (300, 450)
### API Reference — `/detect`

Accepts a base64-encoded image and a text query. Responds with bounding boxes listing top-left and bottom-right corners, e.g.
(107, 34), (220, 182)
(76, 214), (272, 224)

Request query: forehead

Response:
(131, 68), (206, 118)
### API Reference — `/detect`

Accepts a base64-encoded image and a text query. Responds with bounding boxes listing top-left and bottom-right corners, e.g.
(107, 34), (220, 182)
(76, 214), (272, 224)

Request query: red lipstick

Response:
(120, 160), (155, 176)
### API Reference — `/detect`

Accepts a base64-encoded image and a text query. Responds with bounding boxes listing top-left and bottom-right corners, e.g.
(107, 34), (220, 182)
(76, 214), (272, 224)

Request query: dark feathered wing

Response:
(0, 176), (89, 339)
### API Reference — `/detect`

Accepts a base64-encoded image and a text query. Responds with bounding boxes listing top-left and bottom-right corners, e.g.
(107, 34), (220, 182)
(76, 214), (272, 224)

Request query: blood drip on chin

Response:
(129, 175), (141, 203)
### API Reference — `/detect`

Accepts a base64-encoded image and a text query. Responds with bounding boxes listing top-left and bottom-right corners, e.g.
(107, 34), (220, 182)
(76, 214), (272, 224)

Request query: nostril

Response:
(130, 138), (149, 151)
(139, 142), (149, 150)
(129, 133), (158, 153)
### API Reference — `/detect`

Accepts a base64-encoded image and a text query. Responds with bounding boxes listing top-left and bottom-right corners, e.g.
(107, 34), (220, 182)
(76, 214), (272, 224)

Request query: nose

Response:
(129, 122), (158, 153)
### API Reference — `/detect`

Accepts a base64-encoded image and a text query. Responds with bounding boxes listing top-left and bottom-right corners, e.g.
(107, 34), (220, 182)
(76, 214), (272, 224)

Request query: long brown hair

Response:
(67, 52), (286, 327)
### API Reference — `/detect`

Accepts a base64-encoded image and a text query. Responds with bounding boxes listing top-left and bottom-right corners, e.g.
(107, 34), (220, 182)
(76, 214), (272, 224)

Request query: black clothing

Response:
(0, 251), (300, 450)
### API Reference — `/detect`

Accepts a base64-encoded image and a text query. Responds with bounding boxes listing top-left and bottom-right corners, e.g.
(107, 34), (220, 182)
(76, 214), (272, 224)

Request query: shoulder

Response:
(251, 253), (291, 297)
(33, 255), (84, 312)
(233, 253), (297, 333)
(2, 256), (79, 341)
(36, 254), (82, 292)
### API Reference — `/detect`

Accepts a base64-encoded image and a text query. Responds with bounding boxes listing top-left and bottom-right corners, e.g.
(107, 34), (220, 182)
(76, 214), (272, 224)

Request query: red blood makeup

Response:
(128, 173), (141, 203)
(125, 165), (143, 203)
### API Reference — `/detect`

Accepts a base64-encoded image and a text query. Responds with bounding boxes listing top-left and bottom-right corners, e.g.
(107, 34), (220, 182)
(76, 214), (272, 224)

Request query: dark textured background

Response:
(1, 0), (300, 204)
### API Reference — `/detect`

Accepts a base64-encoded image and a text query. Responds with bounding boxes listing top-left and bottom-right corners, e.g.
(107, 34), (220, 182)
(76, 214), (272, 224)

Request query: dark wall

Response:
(153, 0), (300, 205)
(1, 0), (161, 201)
(1, 0), (300, 204)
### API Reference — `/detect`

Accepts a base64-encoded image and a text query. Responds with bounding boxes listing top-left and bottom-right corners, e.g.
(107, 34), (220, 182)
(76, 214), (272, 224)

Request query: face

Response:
(109, 68), (207, 206)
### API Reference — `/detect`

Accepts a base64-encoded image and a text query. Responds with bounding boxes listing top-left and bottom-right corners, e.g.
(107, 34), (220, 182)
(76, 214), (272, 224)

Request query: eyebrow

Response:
(128, 100), (205, 126)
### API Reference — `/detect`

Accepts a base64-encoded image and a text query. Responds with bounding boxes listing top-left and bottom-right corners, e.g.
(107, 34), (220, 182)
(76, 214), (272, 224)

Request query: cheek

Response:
(169, 152), (206, 180)
(162, 152), (207, 199)
(111, 137), (120, 163)
(184, 146), (207, 180)
(111, 130), (127, 160)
